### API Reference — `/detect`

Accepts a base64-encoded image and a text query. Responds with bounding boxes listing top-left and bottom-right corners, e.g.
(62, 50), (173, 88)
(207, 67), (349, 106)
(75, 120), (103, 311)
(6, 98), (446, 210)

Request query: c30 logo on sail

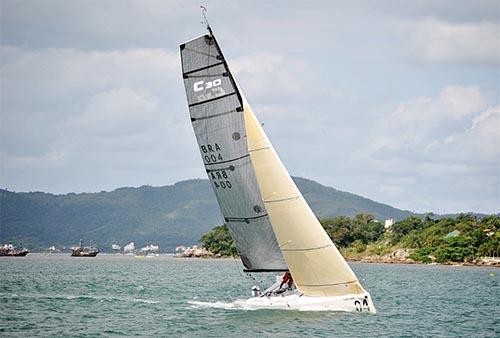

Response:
(193, 79), (222, 92)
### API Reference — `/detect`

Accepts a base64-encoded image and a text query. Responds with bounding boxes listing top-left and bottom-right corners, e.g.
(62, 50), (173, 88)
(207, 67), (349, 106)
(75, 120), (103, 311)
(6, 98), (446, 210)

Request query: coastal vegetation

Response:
(200, 224), (237, 257)
(0, 177), (412, 251)
(201, 213), (500, 264)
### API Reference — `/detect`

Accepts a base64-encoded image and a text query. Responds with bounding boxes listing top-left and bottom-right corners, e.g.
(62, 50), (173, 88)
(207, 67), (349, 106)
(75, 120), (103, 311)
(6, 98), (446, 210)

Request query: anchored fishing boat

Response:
(180, 11), (375, 313)
(71, 239), (99, 257)
(0, 243), (29, 256)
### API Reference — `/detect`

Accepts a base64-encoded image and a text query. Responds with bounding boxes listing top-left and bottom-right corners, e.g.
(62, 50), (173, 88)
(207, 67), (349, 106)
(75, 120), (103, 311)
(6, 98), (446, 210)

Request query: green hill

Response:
(0, 177), (412, 251)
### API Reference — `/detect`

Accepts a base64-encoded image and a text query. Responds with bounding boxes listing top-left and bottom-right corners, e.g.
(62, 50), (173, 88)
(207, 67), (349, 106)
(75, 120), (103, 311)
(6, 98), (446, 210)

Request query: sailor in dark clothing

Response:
(279, 271), (293, 290)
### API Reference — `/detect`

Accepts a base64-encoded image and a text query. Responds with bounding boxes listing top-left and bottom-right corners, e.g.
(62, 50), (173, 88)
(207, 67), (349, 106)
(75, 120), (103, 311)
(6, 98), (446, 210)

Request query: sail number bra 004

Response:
(200, 143), (224, 163)
(202, 143), (233, 190)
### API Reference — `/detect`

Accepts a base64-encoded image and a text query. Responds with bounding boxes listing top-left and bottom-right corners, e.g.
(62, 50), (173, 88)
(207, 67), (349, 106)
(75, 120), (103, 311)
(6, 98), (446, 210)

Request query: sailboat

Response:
(180, 20), (376, 313)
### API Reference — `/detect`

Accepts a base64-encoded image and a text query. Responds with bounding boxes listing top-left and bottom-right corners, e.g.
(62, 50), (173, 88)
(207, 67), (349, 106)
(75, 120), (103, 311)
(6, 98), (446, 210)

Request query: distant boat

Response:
(111, 244), (121, 251)
(140, 244), (159, 253)
(71, 239), (99, 257)
(47, 245), (60, 254)
(0, 243), (29, 257)
(174, 245), (187, 256)
(180, 15), (375, 312)
(137, 244), (160, 257)
(123, 242), (135, 254)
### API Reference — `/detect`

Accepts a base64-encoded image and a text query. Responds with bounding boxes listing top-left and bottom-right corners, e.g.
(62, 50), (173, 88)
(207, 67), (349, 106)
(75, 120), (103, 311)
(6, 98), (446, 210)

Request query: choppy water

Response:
(1, 254), (498, 337)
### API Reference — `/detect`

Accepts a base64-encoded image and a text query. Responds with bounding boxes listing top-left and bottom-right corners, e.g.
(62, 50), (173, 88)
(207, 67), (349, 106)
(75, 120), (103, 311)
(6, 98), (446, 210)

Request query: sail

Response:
(180, 34), (287, 271)
(243, 100), (365, 297)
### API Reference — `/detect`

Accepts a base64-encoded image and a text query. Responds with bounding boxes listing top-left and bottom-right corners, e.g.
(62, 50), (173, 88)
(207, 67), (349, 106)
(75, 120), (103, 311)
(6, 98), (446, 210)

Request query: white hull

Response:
(233, 291), (376, 313)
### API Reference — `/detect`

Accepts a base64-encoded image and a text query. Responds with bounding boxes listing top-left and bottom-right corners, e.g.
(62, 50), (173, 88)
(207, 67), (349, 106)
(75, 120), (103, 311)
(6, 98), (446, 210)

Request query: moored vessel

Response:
(71, 239), (99, 257)
(0, 243), (29, 256)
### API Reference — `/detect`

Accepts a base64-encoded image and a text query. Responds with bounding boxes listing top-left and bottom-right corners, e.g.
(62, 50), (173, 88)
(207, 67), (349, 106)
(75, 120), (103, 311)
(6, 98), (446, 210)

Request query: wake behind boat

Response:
(180, 13), (375, 313)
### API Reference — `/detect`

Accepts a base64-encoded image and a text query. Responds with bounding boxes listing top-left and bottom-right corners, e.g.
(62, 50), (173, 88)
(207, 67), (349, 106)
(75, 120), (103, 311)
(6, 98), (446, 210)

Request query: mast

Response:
(200, 6), (213, 36)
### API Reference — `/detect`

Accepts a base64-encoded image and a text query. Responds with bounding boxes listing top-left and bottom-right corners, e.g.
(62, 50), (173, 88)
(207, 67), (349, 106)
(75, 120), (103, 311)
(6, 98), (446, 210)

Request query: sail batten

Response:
(281, 244), (333, 252)
(264, 196), (300, 203)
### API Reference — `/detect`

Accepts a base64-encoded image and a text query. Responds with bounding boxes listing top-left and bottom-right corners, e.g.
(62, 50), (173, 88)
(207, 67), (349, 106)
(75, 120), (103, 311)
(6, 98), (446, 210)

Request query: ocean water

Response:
(1, 254), (498, 337)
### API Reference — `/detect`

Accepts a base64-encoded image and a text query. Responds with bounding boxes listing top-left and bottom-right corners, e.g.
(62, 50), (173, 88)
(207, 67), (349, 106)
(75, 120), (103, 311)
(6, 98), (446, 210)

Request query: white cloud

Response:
(0, 46), (179, 103)
(403, 19), (499, 65)
(0, 46), (201, 193)
(446, 105), (500, 161)
(373, 86), (488, 149)
(230, 52), (308, 103)
(66, 87), (160, 136)
(364, 86), (499, 212)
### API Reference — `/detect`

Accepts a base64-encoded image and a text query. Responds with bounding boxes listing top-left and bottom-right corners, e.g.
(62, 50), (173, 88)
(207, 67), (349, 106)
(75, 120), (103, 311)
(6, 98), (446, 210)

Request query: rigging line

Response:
(200, 6), (212, 34)
(182, 47), (221, 59)
(231, 255), (250, 297)
(246, 271), (264, 289)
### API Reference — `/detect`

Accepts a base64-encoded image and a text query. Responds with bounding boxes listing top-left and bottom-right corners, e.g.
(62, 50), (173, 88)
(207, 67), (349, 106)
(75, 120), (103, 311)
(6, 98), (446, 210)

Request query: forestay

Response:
(180, 34), (287, 271)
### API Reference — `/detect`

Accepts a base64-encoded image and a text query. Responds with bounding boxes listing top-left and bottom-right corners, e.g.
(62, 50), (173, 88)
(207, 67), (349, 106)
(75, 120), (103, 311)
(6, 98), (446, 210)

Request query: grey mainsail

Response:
(180, 34), (287, 271)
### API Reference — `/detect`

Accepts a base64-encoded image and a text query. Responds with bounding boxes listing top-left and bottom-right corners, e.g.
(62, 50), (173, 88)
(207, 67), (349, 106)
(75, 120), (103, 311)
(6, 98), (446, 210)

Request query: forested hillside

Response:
(0, 177), (413, 251)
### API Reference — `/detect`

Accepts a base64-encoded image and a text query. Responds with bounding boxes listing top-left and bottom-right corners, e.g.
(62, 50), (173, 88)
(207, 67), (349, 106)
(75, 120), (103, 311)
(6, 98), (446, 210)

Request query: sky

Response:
(0, 0), (499, 214)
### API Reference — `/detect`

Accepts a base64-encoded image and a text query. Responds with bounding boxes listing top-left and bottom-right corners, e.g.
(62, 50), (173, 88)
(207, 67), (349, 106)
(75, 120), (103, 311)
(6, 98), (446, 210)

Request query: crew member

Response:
(279, 271), (293, 290)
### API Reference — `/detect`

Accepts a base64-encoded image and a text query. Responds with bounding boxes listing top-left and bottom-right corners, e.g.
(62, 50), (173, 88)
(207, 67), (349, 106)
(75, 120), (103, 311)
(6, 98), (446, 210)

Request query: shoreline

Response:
(173, 255), (500, 268)
(4, 253), (499, 268)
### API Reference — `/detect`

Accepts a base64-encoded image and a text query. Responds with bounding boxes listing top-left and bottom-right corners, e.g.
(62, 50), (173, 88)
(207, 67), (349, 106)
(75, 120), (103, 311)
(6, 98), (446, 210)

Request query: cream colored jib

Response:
(243, 98), (365, 297)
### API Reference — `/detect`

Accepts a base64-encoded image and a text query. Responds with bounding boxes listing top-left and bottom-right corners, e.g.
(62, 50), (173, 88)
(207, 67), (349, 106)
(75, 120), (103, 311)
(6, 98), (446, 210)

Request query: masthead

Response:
(200, 6), (213, 35)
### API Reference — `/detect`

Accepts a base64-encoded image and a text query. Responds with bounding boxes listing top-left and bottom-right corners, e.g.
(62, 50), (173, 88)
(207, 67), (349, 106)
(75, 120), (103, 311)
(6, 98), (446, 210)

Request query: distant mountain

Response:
(0, 177), (412, 251)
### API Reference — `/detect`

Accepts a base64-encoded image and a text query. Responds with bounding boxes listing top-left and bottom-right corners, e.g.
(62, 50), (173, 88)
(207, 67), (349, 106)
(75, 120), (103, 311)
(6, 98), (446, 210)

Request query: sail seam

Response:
(191, 108), (239, 122)
(281, 244), (332, 252)
(264, 196), (300, 204)
(249, 146), (270, 153)
(189, 92), (237, 107)
(183, 61), (224, 76)
(297, 280), (358, 287)
(205, 154), (249, 165)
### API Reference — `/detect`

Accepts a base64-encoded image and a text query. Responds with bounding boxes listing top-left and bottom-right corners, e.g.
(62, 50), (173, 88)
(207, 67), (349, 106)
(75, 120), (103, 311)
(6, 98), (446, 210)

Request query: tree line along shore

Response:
(194, 213), (499, 266)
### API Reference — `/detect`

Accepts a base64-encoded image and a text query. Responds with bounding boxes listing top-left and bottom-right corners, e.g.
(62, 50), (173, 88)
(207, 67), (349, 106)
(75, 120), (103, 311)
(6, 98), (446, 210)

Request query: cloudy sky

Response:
(1, 0), (499, 214)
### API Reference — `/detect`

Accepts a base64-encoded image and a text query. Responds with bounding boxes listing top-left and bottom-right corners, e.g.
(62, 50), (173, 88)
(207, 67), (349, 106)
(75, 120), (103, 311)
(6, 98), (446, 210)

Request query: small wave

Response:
(132, 298), (159, 304)
(188, 300), (236, 309)
(188, 300), (259, 311)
